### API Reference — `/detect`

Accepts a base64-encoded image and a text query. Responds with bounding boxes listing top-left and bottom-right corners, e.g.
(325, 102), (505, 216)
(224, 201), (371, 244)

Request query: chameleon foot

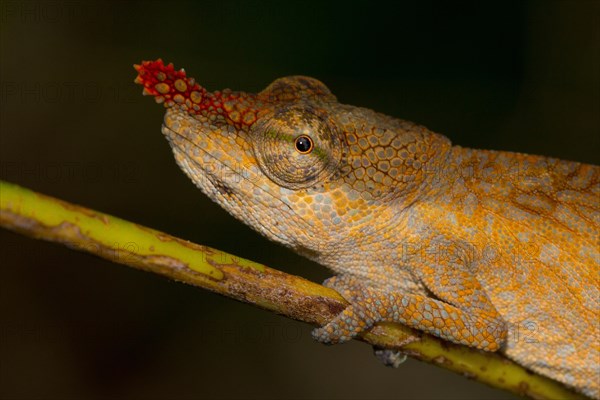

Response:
(311, 276), (383, 344)
(312, 274), (507, 351)
(373, 347), (408, 368)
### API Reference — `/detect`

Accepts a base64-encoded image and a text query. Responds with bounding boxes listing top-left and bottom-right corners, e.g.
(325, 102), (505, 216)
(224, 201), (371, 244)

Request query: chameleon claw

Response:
(373, 347), (408, 368)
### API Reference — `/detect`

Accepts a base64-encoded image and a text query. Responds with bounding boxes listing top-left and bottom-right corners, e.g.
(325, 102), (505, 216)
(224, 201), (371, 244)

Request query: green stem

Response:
(0, 180), (585, 400)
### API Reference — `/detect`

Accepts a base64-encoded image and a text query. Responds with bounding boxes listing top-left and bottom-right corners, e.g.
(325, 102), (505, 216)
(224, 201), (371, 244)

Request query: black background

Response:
(1, 1), (598, 399)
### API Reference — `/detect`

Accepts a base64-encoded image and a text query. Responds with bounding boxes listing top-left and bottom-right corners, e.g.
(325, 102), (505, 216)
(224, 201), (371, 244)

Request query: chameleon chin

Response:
(135, 59), (599, 399)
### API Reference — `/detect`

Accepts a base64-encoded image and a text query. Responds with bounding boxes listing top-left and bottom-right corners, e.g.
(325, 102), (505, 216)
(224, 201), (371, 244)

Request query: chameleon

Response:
(134, 59), (600, 398)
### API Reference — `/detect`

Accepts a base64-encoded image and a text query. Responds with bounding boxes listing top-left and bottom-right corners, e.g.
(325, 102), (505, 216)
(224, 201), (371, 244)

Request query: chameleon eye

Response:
(295, 135), (313, 154)
(251, 105), (346, 190)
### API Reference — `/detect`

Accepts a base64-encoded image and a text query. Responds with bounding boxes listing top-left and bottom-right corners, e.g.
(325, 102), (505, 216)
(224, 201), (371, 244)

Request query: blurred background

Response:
(1, 1), (598, 399)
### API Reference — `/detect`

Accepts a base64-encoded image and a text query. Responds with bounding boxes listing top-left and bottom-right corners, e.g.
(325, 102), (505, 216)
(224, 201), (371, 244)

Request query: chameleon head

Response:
(134, 60), (451, 264)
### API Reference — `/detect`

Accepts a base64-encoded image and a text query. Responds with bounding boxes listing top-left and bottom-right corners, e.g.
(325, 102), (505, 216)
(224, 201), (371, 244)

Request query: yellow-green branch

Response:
(0, 180), (585, 400)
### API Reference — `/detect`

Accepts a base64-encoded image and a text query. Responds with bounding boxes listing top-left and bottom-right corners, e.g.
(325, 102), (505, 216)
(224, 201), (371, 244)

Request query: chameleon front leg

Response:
(312, 272), (507, 352)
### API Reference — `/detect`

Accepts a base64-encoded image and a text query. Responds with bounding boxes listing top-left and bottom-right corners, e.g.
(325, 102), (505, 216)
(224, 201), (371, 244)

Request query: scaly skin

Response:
(134, 60), (600, 398)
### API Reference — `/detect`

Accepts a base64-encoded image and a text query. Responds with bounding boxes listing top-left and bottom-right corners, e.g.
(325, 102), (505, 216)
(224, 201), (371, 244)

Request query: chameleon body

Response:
(135, 60), (600, 398)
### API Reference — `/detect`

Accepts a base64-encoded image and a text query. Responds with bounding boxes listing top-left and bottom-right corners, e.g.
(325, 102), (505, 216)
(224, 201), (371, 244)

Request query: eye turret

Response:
(251, 105), (346, 190)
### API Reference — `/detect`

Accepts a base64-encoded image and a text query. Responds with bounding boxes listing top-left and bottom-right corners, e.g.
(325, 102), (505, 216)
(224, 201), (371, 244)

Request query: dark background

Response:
(1, 1), (598, 399)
